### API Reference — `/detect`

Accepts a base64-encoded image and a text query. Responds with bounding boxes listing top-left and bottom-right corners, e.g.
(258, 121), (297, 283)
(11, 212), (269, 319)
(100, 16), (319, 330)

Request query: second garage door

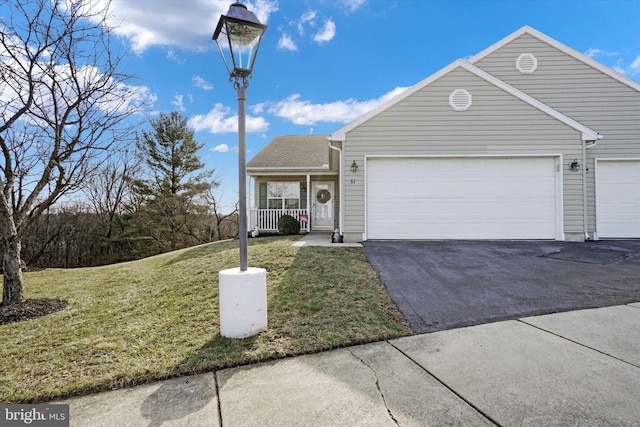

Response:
(596, 160), (640, 238)
(366, 157), (560, 240)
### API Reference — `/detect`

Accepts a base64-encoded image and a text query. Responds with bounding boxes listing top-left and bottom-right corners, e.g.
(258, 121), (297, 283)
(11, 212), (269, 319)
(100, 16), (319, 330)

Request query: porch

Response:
(250, 208), (310, 233)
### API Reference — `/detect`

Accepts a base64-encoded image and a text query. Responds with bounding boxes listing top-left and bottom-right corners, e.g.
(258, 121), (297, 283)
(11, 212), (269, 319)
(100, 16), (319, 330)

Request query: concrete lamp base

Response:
(219, 267), (267, 339)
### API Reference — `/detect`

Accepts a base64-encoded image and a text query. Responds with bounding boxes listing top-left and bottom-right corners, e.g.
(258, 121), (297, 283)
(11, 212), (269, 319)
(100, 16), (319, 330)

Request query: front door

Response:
(311, 182), (334, 230)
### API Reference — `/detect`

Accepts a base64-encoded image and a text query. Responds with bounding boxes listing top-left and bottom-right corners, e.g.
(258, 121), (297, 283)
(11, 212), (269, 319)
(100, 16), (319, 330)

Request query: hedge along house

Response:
(247, 135), (340, 233)
(248, 26), (640, 242)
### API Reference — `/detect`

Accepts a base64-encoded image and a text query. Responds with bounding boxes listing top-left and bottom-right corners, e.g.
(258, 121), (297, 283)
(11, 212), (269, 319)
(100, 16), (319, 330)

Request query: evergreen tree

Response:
(133, 111), (216, 251)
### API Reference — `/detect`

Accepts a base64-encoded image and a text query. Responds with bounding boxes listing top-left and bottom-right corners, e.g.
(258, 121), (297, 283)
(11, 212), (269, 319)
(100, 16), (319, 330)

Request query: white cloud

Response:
(278, 34), (298, 51)
(584, 49), (640, 76)
(584, 48), (619, 58)
(341, 0), (367, 12)
(172, 94), (185, 111)
(212, 144), (231, 153)
(166, 48), (184, 63)
(193, 75), (214, 90)
(268, 87), (408, 125)
(190, 103), (269, 134)
(630, 55), (640, 74)
(298, 11), (317, 35)
(313, 19), (336, 43)
(612, 58), (627, 75)
(93, 0), (277, 53)
(280, 10), (338, 51)
(251, 0), (280, 28)
(609, 55), (640, 76)
(301, 11), (318, 21)
(1, 57), (155, 125)
(251, 103), (266, 114)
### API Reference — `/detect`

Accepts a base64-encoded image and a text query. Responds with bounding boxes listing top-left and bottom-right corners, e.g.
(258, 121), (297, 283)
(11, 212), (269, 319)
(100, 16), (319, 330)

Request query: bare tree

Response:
(0, 0), (150, 305)
(83, 149), (140, 241)
(204, 184), (239, 241)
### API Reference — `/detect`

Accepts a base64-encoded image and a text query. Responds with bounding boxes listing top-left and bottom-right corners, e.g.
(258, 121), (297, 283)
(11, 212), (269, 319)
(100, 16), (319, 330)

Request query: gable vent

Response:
(449, 89), (472, 111)
(516, 53), (537, 74)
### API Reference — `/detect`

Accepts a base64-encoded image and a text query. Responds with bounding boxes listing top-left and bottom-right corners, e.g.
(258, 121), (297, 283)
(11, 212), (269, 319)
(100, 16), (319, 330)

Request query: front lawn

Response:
(0, 236), (409, 403)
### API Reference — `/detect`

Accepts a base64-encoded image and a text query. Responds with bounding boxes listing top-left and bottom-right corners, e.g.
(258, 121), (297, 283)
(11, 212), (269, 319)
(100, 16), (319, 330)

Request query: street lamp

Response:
(213, 2), (268, 339)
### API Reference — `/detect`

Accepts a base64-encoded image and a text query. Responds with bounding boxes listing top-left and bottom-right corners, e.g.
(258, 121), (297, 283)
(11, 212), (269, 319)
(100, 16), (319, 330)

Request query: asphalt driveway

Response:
(363, 240), (640, 333)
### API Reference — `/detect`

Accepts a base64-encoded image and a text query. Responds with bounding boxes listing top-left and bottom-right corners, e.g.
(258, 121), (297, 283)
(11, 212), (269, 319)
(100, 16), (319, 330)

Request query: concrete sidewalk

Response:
(291, 232), (362, 248)
(57, 303), (640, 426)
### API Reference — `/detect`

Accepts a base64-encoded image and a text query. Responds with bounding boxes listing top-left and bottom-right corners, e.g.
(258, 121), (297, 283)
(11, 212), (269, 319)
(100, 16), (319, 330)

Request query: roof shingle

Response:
(247, 135), (330, 170)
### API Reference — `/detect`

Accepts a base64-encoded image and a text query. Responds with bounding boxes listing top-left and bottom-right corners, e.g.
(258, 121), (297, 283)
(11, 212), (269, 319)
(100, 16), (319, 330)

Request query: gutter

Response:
(328, 140), (343, 235)
(583, 135), (602, 240)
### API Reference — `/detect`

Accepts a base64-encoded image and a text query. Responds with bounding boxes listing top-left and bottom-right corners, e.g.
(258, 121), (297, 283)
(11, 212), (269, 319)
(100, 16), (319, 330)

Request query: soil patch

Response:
(0, 299), (68, 325)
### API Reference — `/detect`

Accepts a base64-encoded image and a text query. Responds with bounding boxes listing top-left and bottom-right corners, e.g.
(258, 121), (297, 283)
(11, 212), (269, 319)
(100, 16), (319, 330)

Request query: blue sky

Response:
(82, 0), (640, 208)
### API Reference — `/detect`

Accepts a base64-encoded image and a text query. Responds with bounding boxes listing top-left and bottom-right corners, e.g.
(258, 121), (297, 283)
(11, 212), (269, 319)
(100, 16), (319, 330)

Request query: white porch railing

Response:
(250, 209), (309, 232)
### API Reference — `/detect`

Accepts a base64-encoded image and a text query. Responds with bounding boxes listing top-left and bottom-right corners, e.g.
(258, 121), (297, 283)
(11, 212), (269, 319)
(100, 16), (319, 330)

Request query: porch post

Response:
(248, 176), (254, 233)
(306, 174), (311, 231)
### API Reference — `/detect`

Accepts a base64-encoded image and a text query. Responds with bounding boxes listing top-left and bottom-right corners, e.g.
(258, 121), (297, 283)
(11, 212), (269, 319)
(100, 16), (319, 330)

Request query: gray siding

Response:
(473, 33), (640, 236)
(343, 67), (585, 236)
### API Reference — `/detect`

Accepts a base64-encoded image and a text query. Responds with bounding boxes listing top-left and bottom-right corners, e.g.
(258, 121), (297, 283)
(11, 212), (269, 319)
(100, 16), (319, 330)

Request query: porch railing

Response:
(250, 208), (309, 232)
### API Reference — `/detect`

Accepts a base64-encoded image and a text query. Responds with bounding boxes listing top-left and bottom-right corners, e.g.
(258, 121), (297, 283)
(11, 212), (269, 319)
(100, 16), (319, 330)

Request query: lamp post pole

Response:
(236, 84), (248, 271)
(213, 2), (268, 339)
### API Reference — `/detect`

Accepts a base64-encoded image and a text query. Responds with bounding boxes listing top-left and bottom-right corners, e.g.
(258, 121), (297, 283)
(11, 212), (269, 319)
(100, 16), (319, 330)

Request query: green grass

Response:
(0, 236), (409, 403)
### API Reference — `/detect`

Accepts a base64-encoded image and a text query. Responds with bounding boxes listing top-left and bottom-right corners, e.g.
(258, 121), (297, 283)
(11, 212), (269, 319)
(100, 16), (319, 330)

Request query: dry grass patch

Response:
(0, 236), (409, 403)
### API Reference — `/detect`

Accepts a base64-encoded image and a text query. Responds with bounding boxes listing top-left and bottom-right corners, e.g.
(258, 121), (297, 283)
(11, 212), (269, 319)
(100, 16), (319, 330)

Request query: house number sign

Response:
(316, 189), (331, 204)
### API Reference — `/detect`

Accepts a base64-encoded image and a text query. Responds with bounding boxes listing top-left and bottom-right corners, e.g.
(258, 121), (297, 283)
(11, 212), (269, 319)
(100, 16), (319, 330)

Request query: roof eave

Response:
(247, 166), (330, 171)
(247, 169), (338, 177)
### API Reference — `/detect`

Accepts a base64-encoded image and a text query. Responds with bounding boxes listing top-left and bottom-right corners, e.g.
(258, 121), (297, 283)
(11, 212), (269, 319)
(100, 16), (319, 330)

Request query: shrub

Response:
(278, 215), (301, 235)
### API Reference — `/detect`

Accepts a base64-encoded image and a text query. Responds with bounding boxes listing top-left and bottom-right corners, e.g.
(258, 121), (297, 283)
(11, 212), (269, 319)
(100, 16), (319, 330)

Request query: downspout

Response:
(583, 136), (600, 240)
(328, 140), (343, 235)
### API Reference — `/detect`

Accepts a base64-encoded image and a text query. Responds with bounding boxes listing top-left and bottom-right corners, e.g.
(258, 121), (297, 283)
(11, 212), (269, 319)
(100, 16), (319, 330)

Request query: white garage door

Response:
(367, 157), (559, 240)
(596, 160), (640, 238)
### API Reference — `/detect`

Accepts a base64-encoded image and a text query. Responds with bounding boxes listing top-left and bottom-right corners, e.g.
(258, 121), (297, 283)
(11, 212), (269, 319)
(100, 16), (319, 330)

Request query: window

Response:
(267, 183), (283, 209)
(267, 182), (300, 209)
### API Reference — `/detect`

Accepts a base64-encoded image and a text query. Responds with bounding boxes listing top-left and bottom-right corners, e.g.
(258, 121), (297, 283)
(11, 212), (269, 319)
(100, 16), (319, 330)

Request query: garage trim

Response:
(363, 154), (565, 241)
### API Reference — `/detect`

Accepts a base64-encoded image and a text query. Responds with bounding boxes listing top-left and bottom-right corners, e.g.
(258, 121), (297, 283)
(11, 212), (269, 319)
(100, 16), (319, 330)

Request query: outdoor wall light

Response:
(214, 2), (268, 340)
(351, 160), (358, 173)
(570, 159), (581, 171)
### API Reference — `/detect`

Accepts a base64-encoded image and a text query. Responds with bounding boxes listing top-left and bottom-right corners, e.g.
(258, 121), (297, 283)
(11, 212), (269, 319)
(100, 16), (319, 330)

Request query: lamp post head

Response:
(213, 2), (267, 87)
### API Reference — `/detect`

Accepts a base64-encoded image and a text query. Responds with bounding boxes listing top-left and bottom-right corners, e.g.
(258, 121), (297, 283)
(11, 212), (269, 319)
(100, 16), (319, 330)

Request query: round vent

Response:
(516, 53), (537, 74)
(449, 89), (472, 111)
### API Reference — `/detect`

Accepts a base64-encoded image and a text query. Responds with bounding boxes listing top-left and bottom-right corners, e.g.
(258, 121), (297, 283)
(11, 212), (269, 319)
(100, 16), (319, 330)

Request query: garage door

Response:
(367, 157), (559, 240)
(596, 160), (640, 238)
